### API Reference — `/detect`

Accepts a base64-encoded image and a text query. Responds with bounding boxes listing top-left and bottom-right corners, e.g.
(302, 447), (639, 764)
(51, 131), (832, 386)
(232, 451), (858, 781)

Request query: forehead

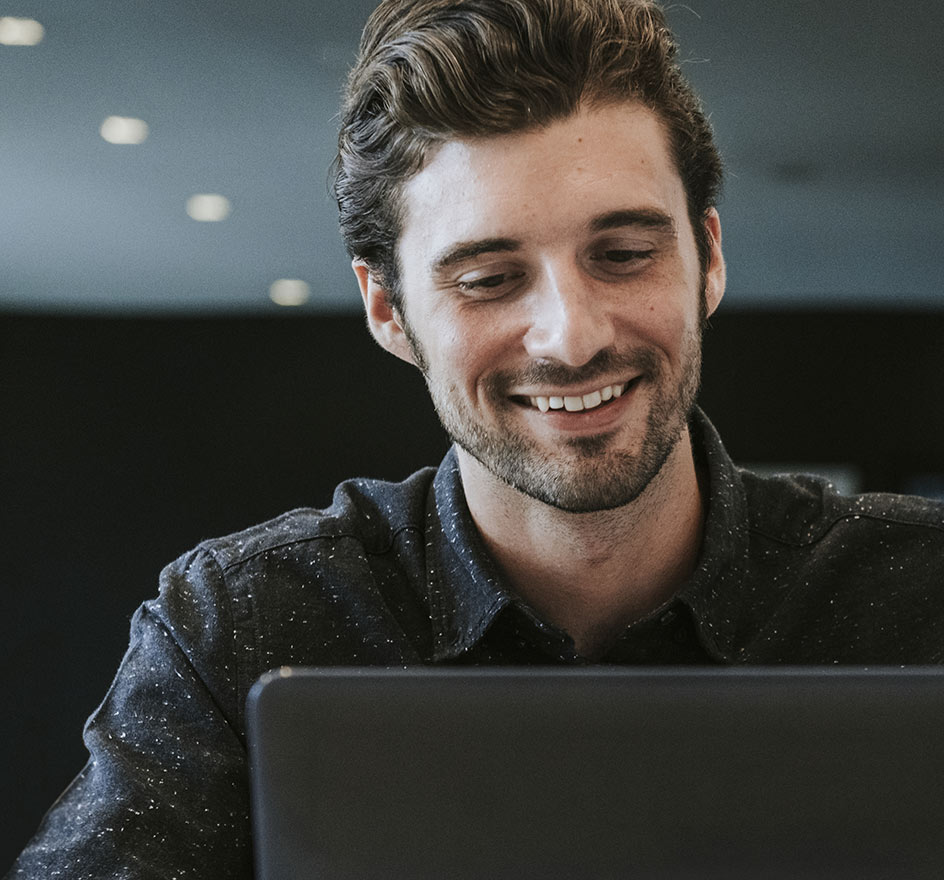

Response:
(397, 101), (689, 267)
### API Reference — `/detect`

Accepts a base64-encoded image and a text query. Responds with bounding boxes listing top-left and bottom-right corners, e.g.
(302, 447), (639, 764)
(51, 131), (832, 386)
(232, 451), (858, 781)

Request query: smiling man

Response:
(8, 0), (944, 877)
(354, 99), (724, 657)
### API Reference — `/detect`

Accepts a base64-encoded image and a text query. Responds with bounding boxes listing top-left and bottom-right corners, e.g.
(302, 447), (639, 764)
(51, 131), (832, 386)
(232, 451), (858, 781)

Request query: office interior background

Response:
(2, 0), (942, 864)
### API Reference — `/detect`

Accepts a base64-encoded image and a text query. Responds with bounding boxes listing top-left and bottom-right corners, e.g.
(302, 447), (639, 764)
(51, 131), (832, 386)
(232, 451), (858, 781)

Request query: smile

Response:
(525, 381), (631, 413)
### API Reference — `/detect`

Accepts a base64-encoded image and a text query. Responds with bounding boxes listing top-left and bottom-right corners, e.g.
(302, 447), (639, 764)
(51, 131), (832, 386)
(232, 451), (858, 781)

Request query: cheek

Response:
(640, 262), (705, 338)
(630, 285), (692, 343)
(421, 321), (484, 392)
(439, 304), (518, 363)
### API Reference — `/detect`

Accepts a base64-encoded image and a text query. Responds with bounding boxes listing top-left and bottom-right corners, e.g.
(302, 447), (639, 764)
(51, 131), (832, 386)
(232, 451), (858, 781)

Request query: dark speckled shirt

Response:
(8, 409), (944, 878)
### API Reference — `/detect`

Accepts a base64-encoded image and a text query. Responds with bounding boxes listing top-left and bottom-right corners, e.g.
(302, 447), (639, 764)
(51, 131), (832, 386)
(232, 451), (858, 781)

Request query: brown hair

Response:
(335, 0), (722, 308)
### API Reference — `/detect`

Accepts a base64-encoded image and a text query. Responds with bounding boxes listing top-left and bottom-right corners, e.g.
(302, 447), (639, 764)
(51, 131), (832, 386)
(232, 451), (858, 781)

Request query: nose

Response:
(521, 263), (616, 367)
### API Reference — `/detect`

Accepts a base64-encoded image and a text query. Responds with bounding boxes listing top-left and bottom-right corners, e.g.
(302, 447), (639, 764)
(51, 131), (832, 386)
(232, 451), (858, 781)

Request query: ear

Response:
(702, 208), (726, 319)
(352, 260), (417, 366)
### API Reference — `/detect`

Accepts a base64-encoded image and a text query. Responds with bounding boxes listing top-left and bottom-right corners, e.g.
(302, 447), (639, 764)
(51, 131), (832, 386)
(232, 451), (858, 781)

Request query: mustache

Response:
(488, 347), (660, 391)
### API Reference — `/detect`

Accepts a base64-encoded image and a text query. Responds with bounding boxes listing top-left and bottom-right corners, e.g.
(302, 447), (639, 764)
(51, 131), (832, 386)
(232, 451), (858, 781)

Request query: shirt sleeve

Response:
(6, 552), (253, 880)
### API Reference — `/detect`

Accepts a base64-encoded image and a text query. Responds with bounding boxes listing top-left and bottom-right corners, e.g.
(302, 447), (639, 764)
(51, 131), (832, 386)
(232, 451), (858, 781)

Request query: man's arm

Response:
(6, 556), (254, 879)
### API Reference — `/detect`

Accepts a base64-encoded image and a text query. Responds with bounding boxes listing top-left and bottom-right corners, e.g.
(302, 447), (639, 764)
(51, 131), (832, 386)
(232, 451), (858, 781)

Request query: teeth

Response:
(528, 383), (627, 412)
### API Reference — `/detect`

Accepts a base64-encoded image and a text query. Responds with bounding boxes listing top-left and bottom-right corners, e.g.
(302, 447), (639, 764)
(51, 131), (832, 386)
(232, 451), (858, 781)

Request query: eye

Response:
(606, 249), (649, 261)
(594, 248), (653, 265)
(459, 273), (506, 290)
(586, 243), (656, 278)
(455, 270), (525, 299)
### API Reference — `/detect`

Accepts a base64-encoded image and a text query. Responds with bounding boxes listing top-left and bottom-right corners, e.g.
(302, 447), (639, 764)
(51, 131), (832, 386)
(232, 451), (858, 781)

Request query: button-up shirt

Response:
(8, 409), (944, 878)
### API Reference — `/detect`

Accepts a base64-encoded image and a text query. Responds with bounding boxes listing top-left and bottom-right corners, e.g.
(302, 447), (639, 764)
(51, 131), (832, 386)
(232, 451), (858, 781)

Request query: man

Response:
(8, 0), (944, 877)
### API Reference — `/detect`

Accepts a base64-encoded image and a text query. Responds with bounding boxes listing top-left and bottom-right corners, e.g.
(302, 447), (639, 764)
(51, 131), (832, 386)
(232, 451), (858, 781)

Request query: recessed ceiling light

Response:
(269, 279), (311, 307)
(0, 17), (44, 45)
(186, 194), (232, 222)
(100, 116), (149, 145)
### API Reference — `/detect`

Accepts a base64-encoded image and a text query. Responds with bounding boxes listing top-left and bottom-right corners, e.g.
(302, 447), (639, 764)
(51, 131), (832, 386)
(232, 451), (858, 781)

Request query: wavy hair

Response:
(335, 0), (722, 308)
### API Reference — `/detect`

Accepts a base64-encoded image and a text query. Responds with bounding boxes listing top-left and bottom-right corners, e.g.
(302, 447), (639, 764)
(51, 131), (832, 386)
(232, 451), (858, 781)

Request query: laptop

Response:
(246, 667), (944, 879)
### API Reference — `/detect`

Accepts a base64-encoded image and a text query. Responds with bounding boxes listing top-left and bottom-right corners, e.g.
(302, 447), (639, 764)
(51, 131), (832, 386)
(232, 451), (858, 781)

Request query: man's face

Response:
(360, 101), (725, 512)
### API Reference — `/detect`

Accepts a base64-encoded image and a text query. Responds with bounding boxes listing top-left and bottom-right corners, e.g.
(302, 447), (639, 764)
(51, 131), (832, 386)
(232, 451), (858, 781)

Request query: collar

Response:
(423, 407), (750, 663)
(671, 407), (750, 662)
(425, 448), (514, 660)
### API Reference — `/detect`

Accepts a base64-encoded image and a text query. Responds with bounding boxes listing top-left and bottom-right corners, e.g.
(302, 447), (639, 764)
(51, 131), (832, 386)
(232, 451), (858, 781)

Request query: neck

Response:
(457, 430), (705, 659)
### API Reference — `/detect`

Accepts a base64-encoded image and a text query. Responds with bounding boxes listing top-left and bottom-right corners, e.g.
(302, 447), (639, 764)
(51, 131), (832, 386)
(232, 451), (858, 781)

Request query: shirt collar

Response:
(423, 407), (750, 663)
(425, 448), (513, 660)
(672, 407), (750, 663)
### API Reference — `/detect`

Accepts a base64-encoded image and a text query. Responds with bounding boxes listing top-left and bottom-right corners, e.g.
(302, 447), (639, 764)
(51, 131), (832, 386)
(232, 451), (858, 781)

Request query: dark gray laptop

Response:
(246, 667), (944, 879)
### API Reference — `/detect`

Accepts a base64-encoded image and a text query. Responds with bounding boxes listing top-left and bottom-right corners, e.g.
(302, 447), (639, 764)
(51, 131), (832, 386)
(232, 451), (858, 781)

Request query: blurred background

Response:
(2, 0), (942, 864)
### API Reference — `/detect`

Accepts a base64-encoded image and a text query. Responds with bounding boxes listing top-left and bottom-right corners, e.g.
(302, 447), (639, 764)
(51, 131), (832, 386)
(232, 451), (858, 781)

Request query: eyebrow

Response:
(589, 208), (677, 236)
(429, 208), (677, 275)
(431, 237), (521, 274)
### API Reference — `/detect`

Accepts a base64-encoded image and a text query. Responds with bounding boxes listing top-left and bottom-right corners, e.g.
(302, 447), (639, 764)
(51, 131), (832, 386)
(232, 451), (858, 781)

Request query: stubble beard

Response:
(401, 318), (704, 514)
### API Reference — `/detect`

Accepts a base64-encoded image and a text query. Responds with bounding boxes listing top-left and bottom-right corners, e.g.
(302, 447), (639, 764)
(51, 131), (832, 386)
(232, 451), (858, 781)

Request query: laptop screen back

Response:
(247, 667), (944, 880)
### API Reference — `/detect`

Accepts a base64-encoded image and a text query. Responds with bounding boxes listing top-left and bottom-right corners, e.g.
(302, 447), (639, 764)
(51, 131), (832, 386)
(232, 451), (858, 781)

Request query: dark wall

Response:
(3, 309), (944, 864)
(700, 311), (944, 490)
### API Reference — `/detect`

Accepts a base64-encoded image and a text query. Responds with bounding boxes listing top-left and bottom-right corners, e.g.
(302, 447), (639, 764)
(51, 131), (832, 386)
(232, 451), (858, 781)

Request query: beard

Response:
(402, 313), (704, 514)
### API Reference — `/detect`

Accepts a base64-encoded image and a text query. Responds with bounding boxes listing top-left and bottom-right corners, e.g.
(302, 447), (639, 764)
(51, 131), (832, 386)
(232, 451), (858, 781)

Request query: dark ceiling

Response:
(2, 0), (942, 313)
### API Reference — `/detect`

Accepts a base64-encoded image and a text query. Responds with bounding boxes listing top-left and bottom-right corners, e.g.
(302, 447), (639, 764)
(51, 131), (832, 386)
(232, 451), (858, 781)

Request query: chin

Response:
(505, 442), (679, 513)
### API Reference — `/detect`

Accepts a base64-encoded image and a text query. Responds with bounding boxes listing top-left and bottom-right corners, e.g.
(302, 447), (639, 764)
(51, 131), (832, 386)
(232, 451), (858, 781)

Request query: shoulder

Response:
(739, 468), (944, 548)
(191, 465), (439, 572)
(153, 464), (440, 627)
(734, 470), (944, 662)
(147, 466), (440, 695)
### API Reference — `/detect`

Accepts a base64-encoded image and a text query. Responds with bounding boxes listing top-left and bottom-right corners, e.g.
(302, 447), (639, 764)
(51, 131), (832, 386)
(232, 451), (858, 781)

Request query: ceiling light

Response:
(186, 194), (231, 222)
(100, 116), (149, 145)
(0, 17), (44, 45)
(269, 279), (311, 307)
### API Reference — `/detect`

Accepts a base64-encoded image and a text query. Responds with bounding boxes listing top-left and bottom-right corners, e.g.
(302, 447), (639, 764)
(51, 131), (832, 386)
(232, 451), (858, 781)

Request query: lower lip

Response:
(519, 382), (639, 434)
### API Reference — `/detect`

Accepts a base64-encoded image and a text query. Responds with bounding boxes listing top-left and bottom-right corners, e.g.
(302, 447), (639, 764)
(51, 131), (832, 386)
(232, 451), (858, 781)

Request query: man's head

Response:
(339, 0), (726, 513)
(335, 0), (722, 311)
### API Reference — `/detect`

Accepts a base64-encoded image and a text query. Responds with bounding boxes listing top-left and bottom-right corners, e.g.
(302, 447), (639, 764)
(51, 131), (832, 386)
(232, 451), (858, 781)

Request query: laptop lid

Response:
(246, 667), (944, 880)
